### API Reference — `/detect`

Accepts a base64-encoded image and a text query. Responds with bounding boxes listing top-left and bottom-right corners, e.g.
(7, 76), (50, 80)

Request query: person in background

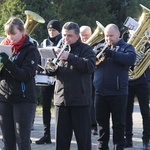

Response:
(124, 68), (150, 150)
(46, 21), (96, 150)
(0, 16), (39, 150)
(93, 24), (136, 150)
(35, 20), (62, 144)
(80, 25), (92, 43)
(80, 25), (98, 135)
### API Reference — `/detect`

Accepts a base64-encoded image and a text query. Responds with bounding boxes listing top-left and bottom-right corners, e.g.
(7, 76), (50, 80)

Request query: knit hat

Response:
(47, 20), (61, 32)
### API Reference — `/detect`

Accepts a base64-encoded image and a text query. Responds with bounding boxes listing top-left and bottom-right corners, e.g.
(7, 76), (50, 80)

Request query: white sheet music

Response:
(38, 47), (57, 59)
(0, 45), (12, 56)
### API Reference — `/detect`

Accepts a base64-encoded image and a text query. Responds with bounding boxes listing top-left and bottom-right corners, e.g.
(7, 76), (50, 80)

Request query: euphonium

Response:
(127, 4), (150, 80)
(45, 42), (71, 72)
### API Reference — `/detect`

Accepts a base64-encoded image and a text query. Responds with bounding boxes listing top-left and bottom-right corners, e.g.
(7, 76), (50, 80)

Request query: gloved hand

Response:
(104, 48), (113, 58)
(0, 52), (9, 65)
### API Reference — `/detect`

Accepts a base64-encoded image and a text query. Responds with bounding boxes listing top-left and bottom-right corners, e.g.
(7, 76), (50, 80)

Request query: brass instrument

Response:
(85, 21), (106, 65)
(24, 10), (45, 35)
(86, 21), (104, 46)
(45, 42), (71, 72)
(127, 4), (150, 80)
(96, 43), (111, 65)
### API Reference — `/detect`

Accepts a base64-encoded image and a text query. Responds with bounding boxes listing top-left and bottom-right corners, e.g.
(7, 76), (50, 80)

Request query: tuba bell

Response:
(86, 21), (107, 65)
(86, 21), (104, 46)
(127, 4), (150, 80)
(24, 10), (45, 35)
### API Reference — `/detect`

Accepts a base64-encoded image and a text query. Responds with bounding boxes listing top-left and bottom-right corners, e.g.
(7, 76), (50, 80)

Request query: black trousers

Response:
(0, 101), (36, 150)
(41, 84), (54, 136)
(55, 105), (91, 150)
(125, 82), (150, 143)
(91, 82), (97, 130)
(95, 94), (127, 150)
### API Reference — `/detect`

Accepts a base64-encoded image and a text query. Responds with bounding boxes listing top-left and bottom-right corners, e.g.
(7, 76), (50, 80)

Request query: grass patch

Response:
(35, 104), (54, 115)
(36, 105), (43, 114)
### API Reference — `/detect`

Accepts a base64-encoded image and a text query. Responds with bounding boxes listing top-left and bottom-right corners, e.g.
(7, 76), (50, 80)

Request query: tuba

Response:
(86, 21), (104, 46)
(24, 10), (45, 35)
(127, 4), (150, 80)
(86, 21), (107, 65)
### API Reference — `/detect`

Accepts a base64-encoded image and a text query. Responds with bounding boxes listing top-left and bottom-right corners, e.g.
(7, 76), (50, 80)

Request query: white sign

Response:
(123, 17), (139, 31)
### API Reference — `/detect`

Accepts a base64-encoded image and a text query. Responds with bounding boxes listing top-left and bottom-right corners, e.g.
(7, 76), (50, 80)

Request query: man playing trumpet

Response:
(46, 21), (96, 150)
(93, 24), (136, 150)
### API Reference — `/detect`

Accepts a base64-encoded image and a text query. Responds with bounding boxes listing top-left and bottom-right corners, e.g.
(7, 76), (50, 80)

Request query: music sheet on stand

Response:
(38, 47), (57, 59)
(38, 47), (57, 67)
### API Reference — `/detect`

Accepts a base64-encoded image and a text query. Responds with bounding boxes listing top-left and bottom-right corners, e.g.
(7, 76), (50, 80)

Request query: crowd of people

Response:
(0, 15), (149, 150)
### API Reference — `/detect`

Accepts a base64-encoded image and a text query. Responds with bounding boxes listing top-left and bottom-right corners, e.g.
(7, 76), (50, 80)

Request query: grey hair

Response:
(62, 22), (80, 35)
(80, 25), (92, 32)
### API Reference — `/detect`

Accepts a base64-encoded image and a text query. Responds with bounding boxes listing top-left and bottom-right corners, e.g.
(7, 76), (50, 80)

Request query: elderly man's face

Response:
(80, 29), (92, 43)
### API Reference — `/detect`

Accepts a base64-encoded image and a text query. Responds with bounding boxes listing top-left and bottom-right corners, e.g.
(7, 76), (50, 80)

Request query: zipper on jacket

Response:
(21, 82), (25, 97)
(117, 76), (120, 90)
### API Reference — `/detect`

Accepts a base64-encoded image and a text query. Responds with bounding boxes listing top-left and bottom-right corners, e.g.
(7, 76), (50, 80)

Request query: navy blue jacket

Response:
(93, 38), (136, 96)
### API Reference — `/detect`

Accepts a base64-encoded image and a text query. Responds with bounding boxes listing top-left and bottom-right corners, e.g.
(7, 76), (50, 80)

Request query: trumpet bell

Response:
(24, 10), (45, 35)
(45, 59), (58, 73)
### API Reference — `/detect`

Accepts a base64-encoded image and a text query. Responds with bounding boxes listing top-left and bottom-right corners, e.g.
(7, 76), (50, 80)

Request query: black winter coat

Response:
(47, 39), (96, 106)
(0, 36), (39, 103)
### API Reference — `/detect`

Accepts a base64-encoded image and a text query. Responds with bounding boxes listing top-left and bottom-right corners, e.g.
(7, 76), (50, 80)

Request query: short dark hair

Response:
(62, 22), (80, 35)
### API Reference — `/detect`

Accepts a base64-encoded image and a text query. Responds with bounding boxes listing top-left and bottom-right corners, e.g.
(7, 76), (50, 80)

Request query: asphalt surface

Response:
(0, 102), (147, 150)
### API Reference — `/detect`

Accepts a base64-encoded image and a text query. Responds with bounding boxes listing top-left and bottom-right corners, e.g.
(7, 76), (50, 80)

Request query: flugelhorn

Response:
(96, 43), (111, 65)
(45, 42), (71, 72)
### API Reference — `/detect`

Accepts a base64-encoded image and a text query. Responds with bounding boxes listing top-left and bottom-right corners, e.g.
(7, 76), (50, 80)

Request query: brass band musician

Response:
(93, 24), (136, 150)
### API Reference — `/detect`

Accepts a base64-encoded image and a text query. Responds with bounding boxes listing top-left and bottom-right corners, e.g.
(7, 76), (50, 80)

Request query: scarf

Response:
(2, 35), (27, 54)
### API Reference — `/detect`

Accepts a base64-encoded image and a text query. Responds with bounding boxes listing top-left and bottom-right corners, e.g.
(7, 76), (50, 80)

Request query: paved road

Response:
(0, 102), (146, 150)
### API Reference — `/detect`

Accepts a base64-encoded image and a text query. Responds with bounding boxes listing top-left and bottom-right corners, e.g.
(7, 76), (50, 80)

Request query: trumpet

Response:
(96, 43), (111, 65)
(45, 42), (71, 72)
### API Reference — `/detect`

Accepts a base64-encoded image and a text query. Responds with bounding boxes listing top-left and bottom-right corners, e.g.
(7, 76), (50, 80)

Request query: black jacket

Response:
(0, 36), (39, 103)
(129, 67), (150, 86)
(40, 34), (62, 47)
(47, 39), (96, 106)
